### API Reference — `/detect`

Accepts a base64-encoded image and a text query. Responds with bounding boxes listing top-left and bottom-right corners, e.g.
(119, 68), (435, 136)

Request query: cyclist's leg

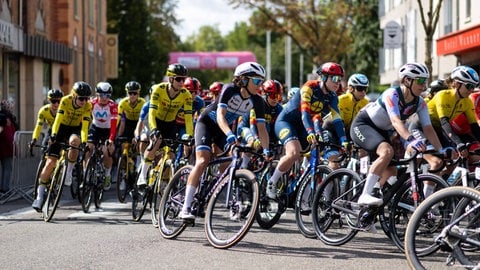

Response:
(65, 133), (81, 186)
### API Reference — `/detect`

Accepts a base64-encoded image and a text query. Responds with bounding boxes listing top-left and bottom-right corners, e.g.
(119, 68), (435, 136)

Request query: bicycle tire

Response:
(389, 173), (449, 253)
(132, 163), (152, 222)
(404, 186), (479, 270)
(33, 157), (46, 199)
(42, 160), (66, 222)
(295, 164), (332, 238)
(255, 160), (284, 229)
(116, 156), (128, 203)
(70, 162), (81, 200)
(158, 165), (192, 239)
(312, 168), (360, 246)
(152, 160), (174, 228)
(82, 157), (95, 213)
(204, 169), (259, 249)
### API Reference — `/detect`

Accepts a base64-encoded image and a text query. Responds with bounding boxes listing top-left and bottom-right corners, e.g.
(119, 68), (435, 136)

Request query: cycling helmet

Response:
(288, 87), (300, 99)
(347, 73), (369, 87)
(451, 65), (479, 85)
(262, 79), (283, 94)
(427, 79), (448, 95)
(125, 81), (141, 92)
(184, 77), (201, 92)
(96, 82), (113, 94)
(72, 81), (92, 97)
(234, 62), (266, 78)
(209, 81), (224, 94)
(316, 62), (344, 76)
(47, 88), (64, 100)
(398, 62), (429, 79)
(165, 63), (188, 77)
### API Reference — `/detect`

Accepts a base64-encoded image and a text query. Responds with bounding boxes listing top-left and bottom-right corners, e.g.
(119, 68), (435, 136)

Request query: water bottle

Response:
(446, 168), (460, 185)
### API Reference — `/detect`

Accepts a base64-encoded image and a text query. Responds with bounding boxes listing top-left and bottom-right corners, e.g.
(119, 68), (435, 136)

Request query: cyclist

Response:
(179, 61), (271, 220)
(423, 79), (449, 102)
(286, 87), (299, 102)
(117, 81), (146, 143)
(84, 82), (118, 190)
(350, 63), (444, 206)
(30, 89), (64, 148)
(206, 81), (223, 106)
(268, 62), (348, 199)
(136, 63), (193, 189)
(134, 91), (151, 155)
(32, 81), (93, 211)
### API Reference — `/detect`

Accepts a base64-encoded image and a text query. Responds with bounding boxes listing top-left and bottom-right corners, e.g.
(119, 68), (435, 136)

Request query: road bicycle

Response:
(41, 142), (84, 222)
(115, 137), (139, 203)
(311, 149), (449, 251)
(404, 186), (480, 269)
(81, 140), (109, 213)
(132, 137), (192, 226)
(158, 143), (261, 249)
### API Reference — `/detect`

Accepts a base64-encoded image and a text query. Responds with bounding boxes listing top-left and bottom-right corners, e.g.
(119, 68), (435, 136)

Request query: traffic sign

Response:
(384, 21), (402, 49)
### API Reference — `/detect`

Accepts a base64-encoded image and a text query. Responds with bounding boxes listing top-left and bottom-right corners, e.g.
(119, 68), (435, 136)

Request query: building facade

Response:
(379, 0), (477, 85)
(0, 0), (108, 130)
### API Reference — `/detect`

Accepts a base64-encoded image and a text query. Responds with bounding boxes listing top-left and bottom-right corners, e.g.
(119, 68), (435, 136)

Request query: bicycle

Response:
(41, 142), (84, 222)
(81, 140), (109, 213)
(158, 143), (261, 249)
(132, 137), (192, 226)
(311, 149), (449, 250)
(404, 186), (480, 269)
(115, 137), (139, 203)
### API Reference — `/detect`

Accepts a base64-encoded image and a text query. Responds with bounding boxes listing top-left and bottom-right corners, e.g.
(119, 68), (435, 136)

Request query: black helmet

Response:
(428, 79), (448, 95)
(47, 88), (64, 100)
(96, 82), (113, 94)
(72, 81), (92, 97)
(165, 63), (188, 77)
(125, 81), (141, 92)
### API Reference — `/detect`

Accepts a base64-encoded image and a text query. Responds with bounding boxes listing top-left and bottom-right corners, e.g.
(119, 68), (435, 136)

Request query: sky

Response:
(175, 0), (252, 41)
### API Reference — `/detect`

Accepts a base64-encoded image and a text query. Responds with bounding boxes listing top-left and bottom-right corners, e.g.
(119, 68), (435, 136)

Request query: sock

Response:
(323, 181), (333, 201)
(183, 184), (197, 212)
(66, 162), (75, 176)
(362, 173), (380, 196)
(423, 183), (435, 198)
(140, 160), (151, 180)
(105, 167), (111, 177)
(36, 184), (46, 200)
(269, 168), (285, 186)
(240, 155), (251, 169)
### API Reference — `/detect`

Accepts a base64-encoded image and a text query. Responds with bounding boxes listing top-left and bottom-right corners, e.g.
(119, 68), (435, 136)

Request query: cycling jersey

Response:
(427, 89), (476, 128)
(237, 98), (282, 140)
(176, 95), (205, 125)
(32, 104), (56, 141)
(90, 98), (118, 141)
(138, 100), (150, 133)
(470, 91), (480, 122)
(117, 97), (146, 122)
(338, 92), (369, 129)
(149, 82), (193, 135)
(51, 94), (92, 143)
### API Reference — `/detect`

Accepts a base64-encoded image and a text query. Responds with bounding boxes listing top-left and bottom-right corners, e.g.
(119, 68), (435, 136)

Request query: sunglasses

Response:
(50, 99), (60, 104)
(355, 86), (368, 92)
(128, 92), (139, 96)
(330, 76), (343, 83)
(464, 83), (476, 91)
(77, 96), (89, 102)
(98, 93), (111, 98)
(249, 77), (264, 86)
(415, 77), (428, 85)
(174, 77), (186, 82)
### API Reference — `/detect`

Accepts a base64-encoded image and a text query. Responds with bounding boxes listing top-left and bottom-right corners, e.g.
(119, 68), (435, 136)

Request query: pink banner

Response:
(169, 51), (257, 70)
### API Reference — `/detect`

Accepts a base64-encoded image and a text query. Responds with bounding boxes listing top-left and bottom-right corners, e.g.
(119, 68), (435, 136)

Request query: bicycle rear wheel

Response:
(389, 174), (449, 253)
(70, 162), (82, 201)
(82, 158), (95, 213)
(33, 157), (46, 199)
(158, 165), (192, 239)
(204, 169), (259, 249)
(42, 161), (66, 222)
(295, 164), (332, 238)
(152, 160), (174, 228)
(116, 156), (128, 203)
(312, 168), (360, 246)
(404, 186), (477, 270)
(256, 160), (284, 229)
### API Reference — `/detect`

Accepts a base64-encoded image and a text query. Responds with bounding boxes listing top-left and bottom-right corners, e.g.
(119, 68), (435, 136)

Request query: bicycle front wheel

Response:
(152, 160), (174, 228)
(33, 157), (47, 199)
(158, 165), (192, 239)
(81, 158), (95, 213)
(256, 160), (284, 229)
(116, 156), (128, 203)
(404, 186), (479, 270)
(42, 161), (66, 222)
(204, 169), (259, 249)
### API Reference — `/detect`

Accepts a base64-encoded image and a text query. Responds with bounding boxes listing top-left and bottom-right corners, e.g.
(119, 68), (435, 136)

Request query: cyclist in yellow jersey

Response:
(29, 89), (64, 147)
(427, 65), (480, 148)
(137, 63), (193, 188)
(32, 81), (93, 211)
(117, 81), (146, 143)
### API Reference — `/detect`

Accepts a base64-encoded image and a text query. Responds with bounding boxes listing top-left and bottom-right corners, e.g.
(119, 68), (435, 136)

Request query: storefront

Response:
(437, 23), (480, 71)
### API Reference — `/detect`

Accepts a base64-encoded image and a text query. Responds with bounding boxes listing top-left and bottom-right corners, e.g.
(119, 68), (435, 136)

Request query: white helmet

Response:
(234, 62), (266, 78)
(288, 87), (299, 99)
(451, 65), (479, 85)
(398, 62), (429, 79)
(96, 82), (113, 94)
(347, 73), (369, 87)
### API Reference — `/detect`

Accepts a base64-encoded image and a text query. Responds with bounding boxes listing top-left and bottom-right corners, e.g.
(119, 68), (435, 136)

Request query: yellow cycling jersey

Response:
(427, 88), (477, 127)
(51, 94), (92, 143)
(32, 104), (56, 140)
(117, 96), (146, 122)
(338, 92), (369, 128)
(149, 82), (193, 135)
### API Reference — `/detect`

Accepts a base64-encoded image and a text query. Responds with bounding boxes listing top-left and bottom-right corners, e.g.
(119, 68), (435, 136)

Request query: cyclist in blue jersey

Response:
(178, 62), (271, 220)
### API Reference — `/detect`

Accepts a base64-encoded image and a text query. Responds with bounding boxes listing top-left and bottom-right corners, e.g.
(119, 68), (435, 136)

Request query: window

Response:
(466, 0), (471, 22)
(74, 0), (78, 19)
(88, 0), (94, 27)
(43, 62), (52, 103)
(444, 0), (453, 34)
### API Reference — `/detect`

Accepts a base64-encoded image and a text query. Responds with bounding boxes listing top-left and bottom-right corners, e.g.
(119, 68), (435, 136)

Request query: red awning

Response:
(437, 24), (480, 56)
(169, 51), (257, 70)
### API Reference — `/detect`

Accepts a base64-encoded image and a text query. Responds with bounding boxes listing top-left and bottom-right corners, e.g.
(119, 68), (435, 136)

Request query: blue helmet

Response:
(347, 73), (369, 87)
(451, 65), (479, 85)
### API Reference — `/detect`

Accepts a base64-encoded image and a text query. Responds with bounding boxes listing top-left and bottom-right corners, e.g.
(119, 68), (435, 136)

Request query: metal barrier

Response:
(0, 131), (43, 204)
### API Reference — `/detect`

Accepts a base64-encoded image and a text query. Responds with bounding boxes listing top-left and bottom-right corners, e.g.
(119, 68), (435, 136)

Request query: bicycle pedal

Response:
(183, 219), (195, 226)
